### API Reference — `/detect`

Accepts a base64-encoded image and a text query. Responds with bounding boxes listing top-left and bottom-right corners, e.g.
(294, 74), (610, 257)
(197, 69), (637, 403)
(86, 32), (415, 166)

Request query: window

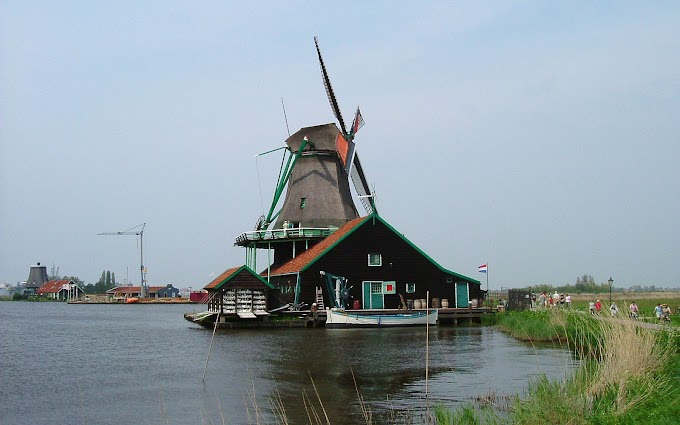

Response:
(406, 283), (416, 293)
(371, 282), (382, 294)
(280, 286), (293, 294)
(300, 198), (306, 209)
(368, 253), (382, 267)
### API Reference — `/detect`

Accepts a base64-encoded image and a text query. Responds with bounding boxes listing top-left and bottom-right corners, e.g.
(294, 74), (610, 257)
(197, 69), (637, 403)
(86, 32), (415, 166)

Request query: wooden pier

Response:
(185, 307), (496, 329)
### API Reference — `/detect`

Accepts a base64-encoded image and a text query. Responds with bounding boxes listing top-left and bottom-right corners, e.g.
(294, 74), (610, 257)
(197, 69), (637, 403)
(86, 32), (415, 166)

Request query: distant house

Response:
(107, 284), (180, 300)
(154, 284), (180, 298)
(37, 279), (85, 301)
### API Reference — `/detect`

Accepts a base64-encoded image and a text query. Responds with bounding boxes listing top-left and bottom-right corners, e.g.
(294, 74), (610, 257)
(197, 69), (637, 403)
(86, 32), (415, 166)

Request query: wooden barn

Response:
(262, 212), (481, 311)
(37, 279), (84, 301)
(204, 265), (275, 317)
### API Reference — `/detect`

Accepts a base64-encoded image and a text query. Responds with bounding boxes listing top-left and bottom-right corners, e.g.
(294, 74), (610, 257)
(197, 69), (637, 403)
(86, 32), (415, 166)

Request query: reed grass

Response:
(235, 309), (679, 424)
(499, 310), (680, 424)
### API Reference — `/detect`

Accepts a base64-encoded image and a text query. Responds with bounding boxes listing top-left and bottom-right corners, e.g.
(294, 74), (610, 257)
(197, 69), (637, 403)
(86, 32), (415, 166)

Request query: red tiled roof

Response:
(266, 216), (368, 276)
(204, 267), (241, 289)
(37, 279), (71, 294)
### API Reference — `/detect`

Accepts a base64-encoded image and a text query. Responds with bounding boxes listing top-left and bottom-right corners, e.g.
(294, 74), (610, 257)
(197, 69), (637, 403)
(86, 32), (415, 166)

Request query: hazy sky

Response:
(2, 1), (678, 290)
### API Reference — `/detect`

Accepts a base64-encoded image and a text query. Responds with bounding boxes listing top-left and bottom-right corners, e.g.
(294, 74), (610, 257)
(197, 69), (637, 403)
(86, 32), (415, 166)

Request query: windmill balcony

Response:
(234, 226), (338, 246)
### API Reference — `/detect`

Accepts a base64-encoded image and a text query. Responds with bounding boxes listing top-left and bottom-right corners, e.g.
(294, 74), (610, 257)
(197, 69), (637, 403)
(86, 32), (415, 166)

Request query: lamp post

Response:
(608, 277), (613, 305)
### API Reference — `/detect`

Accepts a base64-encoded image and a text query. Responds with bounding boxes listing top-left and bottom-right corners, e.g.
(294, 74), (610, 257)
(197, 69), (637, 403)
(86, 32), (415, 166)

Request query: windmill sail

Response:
(314, 36), (347, 134)
(314, 36), (373, 215)
(350, 154), (373, 214)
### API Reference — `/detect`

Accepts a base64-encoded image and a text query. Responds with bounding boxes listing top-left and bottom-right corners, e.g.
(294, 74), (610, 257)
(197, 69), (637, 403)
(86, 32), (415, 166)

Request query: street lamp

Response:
(608, 277), (614, 305)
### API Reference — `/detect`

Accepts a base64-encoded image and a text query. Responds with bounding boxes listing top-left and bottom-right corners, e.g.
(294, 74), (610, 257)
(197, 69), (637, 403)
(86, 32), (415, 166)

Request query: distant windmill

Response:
(98, 223), (147, 297)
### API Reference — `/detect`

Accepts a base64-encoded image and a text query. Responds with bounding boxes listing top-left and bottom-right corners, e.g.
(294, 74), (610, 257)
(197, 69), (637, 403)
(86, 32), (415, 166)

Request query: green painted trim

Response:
(263, 138), (309, 229)
(212, 265), (277, 290)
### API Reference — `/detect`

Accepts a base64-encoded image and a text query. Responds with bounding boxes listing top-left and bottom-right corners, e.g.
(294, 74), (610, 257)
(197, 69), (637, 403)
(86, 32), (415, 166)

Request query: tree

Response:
(105, 271), (111, 286)
(111, 272), (116, 286)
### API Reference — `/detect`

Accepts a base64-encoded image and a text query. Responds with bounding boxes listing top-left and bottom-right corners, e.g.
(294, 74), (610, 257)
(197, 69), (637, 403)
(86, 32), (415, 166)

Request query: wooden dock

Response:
(185, 307), (496, 329)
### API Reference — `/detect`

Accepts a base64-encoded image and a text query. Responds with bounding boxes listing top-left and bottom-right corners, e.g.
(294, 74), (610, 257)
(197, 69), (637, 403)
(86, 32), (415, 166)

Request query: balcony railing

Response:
(235, 226), (337, 245)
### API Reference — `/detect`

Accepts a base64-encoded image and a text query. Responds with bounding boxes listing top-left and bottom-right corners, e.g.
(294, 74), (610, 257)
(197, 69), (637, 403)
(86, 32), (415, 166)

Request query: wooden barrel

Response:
(353, 299), (361, 310)
(421, 299), (427, 309)
(406, 299), (414, 310)
(414, 299), (422, 309)
(432, 298), (440, 308)
(441, 299), (449, 308)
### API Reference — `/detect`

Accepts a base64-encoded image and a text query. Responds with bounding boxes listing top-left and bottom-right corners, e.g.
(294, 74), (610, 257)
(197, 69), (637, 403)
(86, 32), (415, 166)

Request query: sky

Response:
(1, 1), (679, 290)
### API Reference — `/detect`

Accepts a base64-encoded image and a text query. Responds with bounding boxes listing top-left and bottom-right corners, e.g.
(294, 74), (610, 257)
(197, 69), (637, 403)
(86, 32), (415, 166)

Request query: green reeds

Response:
(499, 310), (680, 424)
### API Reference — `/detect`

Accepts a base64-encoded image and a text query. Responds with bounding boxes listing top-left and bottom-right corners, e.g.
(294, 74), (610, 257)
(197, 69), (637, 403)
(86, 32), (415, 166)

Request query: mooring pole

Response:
(202, 313), (219, 382)
(425, 290), (430, 401)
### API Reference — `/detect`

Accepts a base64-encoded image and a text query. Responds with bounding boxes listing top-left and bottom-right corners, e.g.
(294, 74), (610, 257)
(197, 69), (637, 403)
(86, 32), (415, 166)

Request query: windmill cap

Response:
(286, 123), (341, 152)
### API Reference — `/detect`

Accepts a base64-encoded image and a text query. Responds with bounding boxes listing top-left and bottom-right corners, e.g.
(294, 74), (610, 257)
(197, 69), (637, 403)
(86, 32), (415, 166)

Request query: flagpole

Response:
(486, 261), (489, 308)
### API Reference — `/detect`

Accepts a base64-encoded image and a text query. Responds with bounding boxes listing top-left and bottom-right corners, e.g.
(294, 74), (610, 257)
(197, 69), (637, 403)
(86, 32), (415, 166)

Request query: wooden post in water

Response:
(202, 313), (219, 382)
(425, 290), (430, 401)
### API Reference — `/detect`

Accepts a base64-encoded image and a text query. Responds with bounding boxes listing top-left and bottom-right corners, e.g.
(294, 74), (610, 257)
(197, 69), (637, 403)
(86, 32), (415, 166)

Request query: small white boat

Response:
(325, 308), (438, 328)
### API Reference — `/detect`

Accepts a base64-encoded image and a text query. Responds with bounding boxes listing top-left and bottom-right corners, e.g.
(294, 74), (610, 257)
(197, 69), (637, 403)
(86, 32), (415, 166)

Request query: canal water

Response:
(0, 302), (576, 424)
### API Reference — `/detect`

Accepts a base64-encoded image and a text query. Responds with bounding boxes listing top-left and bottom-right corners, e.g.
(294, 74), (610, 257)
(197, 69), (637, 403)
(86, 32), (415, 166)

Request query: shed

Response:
(204, 265), (276, 317)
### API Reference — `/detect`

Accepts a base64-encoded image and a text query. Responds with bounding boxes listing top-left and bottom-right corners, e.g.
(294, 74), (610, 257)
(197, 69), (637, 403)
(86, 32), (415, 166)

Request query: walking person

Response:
(565, 293), (572, 308)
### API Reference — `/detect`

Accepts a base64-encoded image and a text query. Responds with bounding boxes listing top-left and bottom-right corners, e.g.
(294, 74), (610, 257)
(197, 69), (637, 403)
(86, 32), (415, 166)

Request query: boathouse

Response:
(37, 279), (84, 301)
(204, 265), (275, 317)
(262, 212), (481, 311)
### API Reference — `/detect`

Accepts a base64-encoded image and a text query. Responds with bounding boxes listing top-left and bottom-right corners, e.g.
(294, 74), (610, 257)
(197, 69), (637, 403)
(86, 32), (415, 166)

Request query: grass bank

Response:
(442, 310), (680, 424)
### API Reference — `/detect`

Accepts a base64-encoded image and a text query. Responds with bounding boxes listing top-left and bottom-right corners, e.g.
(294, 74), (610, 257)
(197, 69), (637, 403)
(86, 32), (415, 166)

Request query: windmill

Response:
(266, 37), (374, 230)
(236, 37), (375, 272)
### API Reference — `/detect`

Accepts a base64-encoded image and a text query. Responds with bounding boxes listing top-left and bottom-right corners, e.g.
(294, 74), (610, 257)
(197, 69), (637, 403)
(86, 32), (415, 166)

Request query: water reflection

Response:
(204, 326), (576, 424)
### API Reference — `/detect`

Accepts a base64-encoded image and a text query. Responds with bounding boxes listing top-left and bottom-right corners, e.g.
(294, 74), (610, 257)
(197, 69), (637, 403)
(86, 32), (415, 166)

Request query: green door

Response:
(362, 281), (383, 309)
(456, 282), (469, 308)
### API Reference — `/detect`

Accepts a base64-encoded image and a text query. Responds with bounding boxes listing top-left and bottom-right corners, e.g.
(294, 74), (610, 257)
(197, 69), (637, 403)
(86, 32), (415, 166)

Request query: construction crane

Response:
(98, 223), (148, 298)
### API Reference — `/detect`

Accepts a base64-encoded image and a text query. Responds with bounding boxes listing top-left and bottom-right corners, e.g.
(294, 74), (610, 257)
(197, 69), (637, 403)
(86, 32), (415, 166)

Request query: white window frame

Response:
(368, 253), (382, 267)
(406, 283), (416, 293)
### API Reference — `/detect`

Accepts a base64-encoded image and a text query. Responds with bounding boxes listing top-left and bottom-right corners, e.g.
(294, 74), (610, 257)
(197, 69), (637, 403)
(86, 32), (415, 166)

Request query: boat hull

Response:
(325, 309), (438, 328)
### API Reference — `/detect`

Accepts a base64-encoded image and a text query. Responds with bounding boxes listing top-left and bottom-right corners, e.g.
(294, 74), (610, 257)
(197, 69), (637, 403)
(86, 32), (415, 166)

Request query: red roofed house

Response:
(257, 212), (481, 311)
(37, 279), (84, 301)
(107, 284), (179, 301)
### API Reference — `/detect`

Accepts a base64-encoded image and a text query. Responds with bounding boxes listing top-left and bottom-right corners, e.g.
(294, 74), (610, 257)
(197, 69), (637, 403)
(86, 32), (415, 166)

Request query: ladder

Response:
(315, 286), (325, 309)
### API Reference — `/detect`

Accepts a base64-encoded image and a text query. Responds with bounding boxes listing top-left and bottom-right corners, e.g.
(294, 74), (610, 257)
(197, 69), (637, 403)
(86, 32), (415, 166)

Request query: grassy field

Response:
(551, 292), (680, 326)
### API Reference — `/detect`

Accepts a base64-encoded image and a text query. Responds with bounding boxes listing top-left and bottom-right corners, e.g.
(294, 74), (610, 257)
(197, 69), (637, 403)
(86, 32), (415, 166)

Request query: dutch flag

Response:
(478, 264), (488, 273)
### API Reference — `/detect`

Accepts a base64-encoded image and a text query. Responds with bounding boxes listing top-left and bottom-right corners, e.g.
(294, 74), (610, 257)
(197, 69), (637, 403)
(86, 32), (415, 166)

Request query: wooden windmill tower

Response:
(235, 37), (374, 273)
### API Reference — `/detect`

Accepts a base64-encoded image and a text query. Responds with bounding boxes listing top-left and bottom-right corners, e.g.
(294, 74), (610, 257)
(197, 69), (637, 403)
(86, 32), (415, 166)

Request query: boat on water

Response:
(325, 308), (438, 328)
